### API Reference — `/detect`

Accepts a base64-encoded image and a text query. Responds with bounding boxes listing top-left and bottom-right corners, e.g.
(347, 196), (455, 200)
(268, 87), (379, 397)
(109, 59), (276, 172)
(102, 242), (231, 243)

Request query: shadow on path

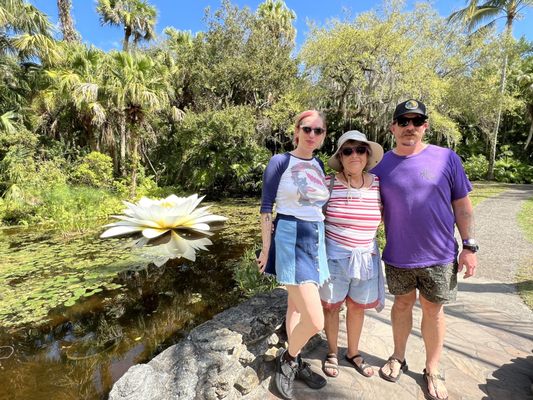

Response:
(480, 354), (533, 400)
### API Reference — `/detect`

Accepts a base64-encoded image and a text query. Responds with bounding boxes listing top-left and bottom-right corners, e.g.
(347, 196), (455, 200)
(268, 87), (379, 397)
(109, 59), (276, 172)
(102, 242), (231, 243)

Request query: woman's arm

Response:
(258, 154), (288, 272)
(257, 212), (273, 272)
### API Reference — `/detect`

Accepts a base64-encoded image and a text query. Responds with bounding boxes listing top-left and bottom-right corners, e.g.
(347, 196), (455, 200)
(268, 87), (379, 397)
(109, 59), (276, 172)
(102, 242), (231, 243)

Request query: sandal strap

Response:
(387, 356), (406, 366)
(425, 370), (445, 381)
(326, 352), (338, 359)
(347, 353), (363, 361)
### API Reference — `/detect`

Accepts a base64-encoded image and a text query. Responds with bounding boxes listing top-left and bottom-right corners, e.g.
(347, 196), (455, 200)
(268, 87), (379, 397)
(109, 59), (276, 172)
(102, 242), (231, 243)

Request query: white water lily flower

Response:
(100, 194), (227, 261)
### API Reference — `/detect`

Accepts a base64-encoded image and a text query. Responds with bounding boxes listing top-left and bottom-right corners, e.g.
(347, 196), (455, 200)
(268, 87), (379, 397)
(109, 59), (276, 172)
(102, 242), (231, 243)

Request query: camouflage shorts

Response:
(384, 262), (458, 304)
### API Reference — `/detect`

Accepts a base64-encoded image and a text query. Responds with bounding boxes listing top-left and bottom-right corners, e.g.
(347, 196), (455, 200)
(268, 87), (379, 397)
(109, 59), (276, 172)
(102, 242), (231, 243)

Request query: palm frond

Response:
(0, 110), (18, 134)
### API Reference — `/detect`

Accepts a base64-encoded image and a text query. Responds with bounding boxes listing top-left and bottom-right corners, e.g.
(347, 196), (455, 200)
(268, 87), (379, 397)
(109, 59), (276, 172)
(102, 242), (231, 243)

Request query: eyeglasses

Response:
(341, 146), (369, 156)
(395, 116), (427, 127)
(300, 126), (326, 135)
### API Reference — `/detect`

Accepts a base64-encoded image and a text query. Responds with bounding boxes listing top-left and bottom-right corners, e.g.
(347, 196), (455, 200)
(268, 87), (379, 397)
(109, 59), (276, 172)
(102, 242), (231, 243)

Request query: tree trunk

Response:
(525, 105), (533, 150)
(524, 120), (533, 150)
(120, 118), (127, 177)
(123, 26), (131, 51)
(57, 0), (79, 42)
(486, 27), (512, 180)
(130, 138), (138, 198)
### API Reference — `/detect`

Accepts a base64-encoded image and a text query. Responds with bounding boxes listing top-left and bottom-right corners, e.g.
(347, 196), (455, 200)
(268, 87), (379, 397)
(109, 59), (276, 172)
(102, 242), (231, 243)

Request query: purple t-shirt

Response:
(371, 145), (472, 268)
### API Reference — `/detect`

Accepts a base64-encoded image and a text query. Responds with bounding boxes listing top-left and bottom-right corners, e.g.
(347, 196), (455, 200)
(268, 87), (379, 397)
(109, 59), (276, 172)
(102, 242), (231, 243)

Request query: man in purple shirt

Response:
(371, 99), (477, 400)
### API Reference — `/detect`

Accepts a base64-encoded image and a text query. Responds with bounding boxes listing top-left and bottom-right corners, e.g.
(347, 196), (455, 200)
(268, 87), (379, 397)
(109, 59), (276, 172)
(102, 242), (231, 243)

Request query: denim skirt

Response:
(264, 214), (329, 286)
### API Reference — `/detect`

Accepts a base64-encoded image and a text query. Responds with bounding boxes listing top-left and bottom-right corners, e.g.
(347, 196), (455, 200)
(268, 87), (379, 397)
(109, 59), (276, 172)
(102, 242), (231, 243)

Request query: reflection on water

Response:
(0, 199), (260, 400)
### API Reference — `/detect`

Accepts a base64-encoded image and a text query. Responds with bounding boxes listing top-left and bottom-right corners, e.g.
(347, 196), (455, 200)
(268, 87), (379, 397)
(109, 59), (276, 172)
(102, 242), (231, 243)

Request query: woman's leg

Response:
(323, 307), (340, 354)
(285, 283), (324, 357)
(346, 301), (374, 376)
(285, 295), (300, 342)
(323, 306), (341, 377)
(346, 301), (364, 356)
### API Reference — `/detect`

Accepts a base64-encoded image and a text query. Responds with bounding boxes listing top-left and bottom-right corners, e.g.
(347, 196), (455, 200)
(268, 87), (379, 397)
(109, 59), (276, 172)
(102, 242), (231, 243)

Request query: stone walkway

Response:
(268, 184), (533, 400)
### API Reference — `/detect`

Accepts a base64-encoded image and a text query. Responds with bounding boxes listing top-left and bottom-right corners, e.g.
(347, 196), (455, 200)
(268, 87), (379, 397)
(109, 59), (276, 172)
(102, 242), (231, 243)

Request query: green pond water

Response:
(0, 199), (260, 400)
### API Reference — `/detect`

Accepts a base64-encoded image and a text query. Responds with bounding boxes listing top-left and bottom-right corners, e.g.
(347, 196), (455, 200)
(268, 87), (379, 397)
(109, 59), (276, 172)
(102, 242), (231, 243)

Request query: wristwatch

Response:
(462, 239), (479, 253)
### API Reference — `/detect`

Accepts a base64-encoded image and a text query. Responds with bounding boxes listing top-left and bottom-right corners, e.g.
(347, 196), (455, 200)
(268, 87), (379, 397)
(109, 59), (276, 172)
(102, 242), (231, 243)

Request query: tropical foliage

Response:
(0, 0), (533, 228)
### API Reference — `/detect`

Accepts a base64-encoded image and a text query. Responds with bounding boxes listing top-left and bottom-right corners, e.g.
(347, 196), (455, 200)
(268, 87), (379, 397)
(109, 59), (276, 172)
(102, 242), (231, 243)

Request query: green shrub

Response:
(37, 158), (68, 186)
(159, 106), (271, 197)
(34, 184), (123, 231)
(112, 172), (171, 200)
(70, 152), (114, 188)
(463, 154), (489, 181)
(231, 247), (278, 297)
(494, 158), (533, 183)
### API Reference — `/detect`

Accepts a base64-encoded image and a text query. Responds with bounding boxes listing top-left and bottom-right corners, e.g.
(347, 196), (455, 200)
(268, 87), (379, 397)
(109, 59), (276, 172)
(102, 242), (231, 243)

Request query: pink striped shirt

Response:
(324, 174), (382, 250)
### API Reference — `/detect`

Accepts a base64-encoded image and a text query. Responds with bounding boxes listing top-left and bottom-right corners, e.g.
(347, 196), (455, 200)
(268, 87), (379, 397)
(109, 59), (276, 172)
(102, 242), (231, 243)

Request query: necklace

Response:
(342, 171), (365, 202)
(342, 171), (365, 189)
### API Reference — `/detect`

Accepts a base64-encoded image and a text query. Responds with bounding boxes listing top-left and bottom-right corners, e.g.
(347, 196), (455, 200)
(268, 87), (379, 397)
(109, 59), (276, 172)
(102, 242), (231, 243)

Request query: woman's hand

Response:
(256, 249), (268, 273)
(259, 212), (273, 274)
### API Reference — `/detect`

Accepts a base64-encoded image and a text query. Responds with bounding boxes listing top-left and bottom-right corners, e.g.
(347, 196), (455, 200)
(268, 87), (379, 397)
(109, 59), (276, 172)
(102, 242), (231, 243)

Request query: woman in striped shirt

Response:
(319, 130), (385, 379)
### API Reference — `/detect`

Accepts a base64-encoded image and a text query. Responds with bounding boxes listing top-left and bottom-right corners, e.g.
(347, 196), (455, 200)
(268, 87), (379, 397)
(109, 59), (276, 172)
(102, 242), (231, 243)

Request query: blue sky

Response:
(30, 0), (533, 51)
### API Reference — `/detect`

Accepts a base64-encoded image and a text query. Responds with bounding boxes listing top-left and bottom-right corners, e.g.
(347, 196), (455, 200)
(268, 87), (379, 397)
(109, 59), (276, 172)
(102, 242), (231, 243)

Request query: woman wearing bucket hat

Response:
(257, 110), (330, 399)
(319, 130), (385, 379)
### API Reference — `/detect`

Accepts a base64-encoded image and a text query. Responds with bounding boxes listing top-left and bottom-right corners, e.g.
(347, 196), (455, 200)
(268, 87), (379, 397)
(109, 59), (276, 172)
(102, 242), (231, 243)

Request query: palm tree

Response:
(57, 0), (80, 42)
(96, 0), (157, 52)
(33, 44), (107, 152)
(104, 51), (170, 194)
(517, 68), (533, 149)
(256, 0), (296, 47)
(449, 0), (533, 179)
(0, 0), (57, 62)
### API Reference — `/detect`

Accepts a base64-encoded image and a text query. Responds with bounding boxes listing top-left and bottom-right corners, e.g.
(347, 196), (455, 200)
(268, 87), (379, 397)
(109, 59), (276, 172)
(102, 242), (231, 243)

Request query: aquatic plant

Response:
(0, 199), (256, 330)
(100, 194), (227, 262)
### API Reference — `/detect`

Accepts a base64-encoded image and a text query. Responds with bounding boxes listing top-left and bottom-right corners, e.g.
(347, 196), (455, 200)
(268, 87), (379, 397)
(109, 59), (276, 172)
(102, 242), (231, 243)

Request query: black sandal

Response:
(322, 353), (339, 378)
(345, 353), (374, 377)
(423, 368), (449, 400)
(379, 356), (408, 382)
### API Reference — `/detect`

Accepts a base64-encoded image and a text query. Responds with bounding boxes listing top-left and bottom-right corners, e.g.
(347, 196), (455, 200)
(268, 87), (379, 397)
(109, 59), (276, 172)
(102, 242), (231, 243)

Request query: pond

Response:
(0, 199), (260, 400)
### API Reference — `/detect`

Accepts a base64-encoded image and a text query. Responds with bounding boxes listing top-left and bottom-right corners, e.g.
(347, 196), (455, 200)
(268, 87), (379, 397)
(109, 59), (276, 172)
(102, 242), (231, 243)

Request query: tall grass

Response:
(517, 197), (533, 310)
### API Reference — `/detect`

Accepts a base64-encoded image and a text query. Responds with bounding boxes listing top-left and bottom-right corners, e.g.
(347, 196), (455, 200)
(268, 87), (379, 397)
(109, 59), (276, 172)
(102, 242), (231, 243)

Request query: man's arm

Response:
(452, 195), (477, 278)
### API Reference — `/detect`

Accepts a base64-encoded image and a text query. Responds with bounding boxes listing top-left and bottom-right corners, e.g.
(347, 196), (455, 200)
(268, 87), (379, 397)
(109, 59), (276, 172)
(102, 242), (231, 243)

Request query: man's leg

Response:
(420, 295), (448, 400)
(391, 290), (416, 361)
(380, 290), (416, 379)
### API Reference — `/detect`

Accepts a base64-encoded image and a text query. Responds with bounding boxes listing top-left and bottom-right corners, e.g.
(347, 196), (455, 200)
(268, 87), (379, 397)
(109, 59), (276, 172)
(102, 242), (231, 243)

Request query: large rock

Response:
(109, 288), (307, 400)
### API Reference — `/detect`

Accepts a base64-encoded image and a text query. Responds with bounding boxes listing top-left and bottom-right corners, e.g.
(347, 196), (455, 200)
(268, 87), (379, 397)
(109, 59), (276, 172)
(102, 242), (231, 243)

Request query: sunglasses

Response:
(300, 126), (326, 135)
(395, 116), (427, 127)
(341, 146), (369, 156)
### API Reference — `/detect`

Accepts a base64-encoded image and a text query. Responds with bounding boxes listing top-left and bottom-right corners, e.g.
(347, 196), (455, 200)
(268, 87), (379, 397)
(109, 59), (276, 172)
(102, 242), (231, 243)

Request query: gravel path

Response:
(290, 183), (533, 400)
(473, 184), (533, 283)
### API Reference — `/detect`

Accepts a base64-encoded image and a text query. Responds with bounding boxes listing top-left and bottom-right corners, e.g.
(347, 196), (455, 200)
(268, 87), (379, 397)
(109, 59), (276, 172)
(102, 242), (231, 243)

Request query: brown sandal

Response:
(345, 353), (374, 377)
(322, 353), (339, 378)
(423, 369), (449, 400)
(379, 356), (408, 382)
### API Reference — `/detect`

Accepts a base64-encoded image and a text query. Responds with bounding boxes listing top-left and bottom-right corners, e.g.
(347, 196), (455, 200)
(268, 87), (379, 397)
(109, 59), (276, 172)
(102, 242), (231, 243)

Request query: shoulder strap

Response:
(327, 173), (335, 193)
(322, 173), (336, 215)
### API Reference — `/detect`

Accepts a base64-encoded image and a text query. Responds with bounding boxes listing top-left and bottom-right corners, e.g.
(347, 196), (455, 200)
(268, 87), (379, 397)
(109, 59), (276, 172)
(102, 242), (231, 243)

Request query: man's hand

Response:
(458, 249), (477, 278)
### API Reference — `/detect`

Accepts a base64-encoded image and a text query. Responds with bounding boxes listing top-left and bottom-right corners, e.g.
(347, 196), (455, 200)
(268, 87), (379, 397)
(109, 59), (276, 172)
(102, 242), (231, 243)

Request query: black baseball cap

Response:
(393, 99), (428, 120)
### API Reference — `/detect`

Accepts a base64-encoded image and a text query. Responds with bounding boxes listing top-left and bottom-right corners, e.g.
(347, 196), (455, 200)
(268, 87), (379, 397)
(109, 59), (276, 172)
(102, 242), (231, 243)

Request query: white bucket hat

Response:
(327, 130), (384, 172)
